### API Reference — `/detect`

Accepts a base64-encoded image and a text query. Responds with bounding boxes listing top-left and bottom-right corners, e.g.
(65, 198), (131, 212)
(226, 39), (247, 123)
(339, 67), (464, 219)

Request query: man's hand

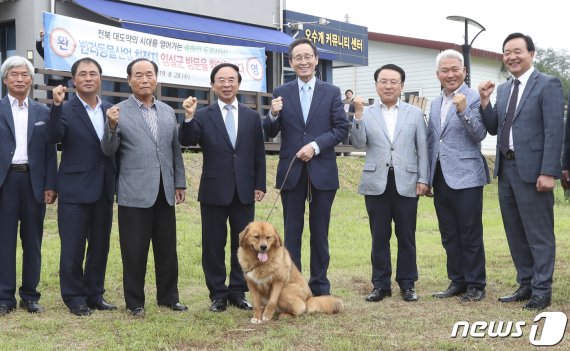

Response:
(270, 96), (283, 117)
(452, 93), (466, 113)
(52, 85), (66, 106)
(561, 170), (570, 190)
(296, 144), (315, 162)
(353, 96), (365, 120)
(44, 190), (57, 204)
(175, 189), (185, 204)
(478, 80), (495, 109)
(416, 183), (429, 196)
(254, 190), (265, 202)
(536, 175), (555, 192)
(106, 106), (120, 130)
(183, 96), (197, 120)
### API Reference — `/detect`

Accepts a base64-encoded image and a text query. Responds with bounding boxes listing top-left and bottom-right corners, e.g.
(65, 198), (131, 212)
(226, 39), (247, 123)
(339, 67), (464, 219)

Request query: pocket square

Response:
(34, 121), (45, 126)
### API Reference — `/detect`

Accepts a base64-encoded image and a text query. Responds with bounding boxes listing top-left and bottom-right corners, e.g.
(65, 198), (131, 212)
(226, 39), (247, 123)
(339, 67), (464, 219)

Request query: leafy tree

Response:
(534, 47), (570, 105)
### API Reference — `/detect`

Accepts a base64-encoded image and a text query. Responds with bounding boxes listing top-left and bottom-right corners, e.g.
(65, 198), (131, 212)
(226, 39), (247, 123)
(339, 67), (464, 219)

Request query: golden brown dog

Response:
(238, 221), (343, 323)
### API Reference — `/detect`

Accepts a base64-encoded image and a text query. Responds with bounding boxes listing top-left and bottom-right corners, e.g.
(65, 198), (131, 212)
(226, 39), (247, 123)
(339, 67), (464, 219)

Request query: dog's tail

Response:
(306, 296), (344, 314)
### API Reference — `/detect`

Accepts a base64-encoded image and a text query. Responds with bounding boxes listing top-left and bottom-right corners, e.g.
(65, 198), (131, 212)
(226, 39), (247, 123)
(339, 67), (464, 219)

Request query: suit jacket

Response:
(101, 95), (186, 208)
(562, 91), (570, 171)
(351, 100), (429, 198)
(46, 95), (115, 204)
(179, 102), (266, 206)
(0, 96), (57, 203)
(264, 79), (348, 190)
(427, 84), (490, 189)
(481, 69), (564, 182)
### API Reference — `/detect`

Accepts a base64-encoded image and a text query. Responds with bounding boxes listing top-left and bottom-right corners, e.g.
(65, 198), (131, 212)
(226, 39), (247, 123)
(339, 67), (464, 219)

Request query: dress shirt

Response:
(507, 66), (534, 151)
(217, 99), (238, 133)
(8, 94), (29, 164)
(77, 95), (104, 140)
(132, 95), (159, 142)
(379, 99), (400, 142)
(439, 88), (458, 130)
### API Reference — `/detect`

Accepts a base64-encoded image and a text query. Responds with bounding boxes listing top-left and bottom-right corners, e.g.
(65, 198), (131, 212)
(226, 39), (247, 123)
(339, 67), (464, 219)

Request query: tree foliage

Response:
(534, 47), (570, 105)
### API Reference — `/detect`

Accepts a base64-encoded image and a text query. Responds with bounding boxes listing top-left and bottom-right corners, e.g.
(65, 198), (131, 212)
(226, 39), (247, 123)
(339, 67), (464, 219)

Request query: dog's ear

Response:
(239, 223), (251, 247)
(273, 227), (283, 248)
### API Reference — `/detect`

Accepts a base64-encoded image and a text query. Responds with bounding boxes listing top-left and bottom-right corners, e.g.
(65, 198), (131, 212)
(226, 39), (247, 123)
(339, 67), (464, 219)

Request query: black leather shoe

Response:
(158, 302), (188, 311)
(523, 295), (551, 310)
(129, 307), (145, 317)
(365, 288), (392, 302)
(70, 304), (92, 316)
(19, 300), (43, 313)
(228, 297), (252, 310)
(210, 299), (227, 312)
(88, 299), (117, 311)
(0, 304), (16, 316)
(498, 285), (532, 303)
(433, 283), (466, 298)
(401, 288), (418, 302)
(459, 288), (486, 302)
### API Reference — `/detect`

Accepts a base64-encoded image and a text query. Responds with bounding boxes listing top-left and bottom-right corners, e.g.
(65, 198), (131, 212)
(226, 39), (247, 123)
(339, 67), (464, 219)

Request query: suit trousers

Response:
(58, 193), (113, 309)
(281, 164), (336, 296)
(117, 179), (180, 309)
(200, 190), (253, 301)
(364, 171), (418, 291)
(498, 157), (555, 296)
(433, 162), (486, 289)
(0, 170), (45, 306)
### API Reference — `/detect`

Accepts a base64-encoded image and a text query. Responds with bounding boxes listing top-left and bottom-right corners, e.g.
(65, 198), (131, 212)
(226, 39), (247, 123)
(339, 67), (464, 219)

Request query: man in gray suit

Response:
(101, 58), (187, 317)
(428, 50), (490, 302)
(351, 64), (429, 303)
(479, 33), (564, 310)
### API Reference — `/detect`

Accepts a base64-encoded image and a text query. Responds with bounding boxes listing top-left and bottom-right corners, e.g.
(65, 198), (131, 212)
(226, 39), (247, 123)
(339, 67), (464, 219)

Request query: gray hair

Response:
(1, 56), (34, 79)
(435, 49), (464, 69)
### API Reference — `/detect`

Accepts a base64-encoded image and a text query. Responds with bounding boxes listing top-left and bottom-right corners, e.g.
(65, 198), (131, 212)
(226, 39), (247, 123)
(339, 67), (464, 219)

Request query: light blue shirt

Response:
(77, 95), (104, 140)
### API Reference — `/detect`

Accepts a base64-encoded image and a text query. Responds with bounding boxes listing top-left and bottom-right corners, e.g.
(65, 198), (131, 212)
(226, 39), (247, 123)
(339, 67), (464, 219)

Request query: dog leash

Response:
(265, 156), (297, 222)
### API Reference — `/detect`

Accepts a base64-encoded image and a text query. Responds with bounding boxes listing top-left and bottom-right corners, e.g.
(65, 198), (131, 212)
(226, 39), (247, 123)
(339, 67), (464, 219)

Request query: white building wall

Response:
(334, 40), (506, 154)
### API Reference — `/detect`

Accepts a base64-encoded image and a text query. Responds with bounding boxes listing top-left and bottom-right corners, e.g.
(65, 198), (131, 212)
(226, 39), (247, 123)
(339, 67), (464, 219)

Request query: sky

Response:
(285, 0), (568, 53)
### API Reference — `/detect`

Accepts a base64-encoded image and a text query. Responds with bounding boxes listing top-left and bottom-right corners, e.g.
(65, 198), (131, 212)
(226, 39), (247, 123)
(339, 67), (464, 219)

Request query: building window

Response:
(1, 20), (16, 96)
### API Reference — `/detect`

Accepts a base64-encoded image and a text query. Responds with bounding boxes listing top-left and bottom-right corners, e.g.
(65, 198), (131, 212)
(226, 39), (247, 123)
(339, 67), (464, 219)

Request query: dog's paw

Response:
(262, 315), (273, 322)
(250, 317), (263, 324)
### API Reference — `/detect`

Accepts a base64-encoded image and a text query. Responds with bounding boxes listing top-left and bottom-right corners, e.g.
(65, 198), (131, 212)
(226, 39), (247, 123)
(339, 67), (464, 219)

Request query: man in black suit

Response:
(561, 92), (570, 191)
(0, 56), (57, 316)
(180, 63), (266, 312)
(264, 38), (348, 296)
(479, 33), (564, 310)
(47, 58), (117, 316)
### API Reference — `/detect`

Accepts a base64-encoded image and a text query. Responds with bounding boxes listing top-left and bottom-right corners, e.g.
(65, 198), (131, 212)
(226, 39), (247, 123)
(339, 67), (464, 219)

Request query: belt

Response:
(10, 164), (30, 172)
(503, 150), (515, 160)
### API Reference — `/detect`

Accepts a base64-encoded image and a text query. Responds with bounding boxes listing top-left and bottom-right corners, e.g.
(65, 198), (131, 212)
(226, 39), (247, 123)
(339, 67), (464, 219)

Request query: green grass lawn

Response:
(2, 153), (569, 350)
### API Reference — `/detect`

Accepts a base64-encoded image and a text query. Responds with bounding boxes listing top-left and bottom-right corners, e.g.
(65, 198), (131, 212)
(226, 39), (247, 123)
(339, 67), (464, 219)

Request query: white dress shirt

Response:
(8, 94), (29, 164)
(218, 99), (238, 133)
(77, 95), (104, 140)
(507, 66), (534, 151)
(380, 99), (400, 142)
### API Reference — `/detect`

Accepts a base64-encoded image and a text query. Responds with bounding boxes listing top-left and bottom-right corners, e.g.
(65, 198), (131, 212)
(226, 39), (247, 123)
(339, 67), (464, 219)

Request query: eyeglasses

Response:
(376, 79), (401, 87)
(291, 54), (315, 63)
(215, 78), (237, 86)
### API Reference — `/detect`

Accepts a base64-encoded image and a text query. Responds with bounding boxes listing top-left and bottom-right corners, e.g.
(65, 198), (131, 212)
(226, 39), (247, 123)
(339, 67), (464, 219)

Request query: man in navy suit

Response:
(47, 58), (117, 316)
(0, 56), (57, 316)
(428, 50), (490, 302)
(264, 38), (348, 296)
(180, 63), (266, 312)
(479, 33), (564, 310)
(561, 92), (570, 190)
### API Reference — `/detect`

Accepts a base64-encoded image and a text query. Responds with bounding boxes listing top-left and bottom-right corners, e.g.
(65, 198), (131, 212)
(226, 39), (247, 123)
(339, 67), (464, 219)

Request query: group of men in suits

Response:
(350, 32), (564, 311)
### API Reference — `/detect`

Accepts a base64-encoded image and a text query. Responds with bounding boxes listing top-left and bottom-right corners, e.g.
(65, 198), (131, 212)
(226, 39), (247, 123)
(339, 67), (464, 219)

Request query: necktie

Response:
(499, 79), (520, 155)
(224, 104), (236, 147)
(301, 84), (311, 122)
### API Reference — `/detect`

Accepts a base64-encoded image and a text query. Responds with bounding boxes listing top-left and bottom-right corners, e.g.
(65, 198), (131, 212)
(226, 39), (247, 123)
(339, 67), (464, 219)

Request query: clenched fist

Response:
(183, 96), (197, 120)
(52, 85), (67, 106)
(452, 93), (466, 113)
(353, 96), (365, 120)
(106, 106), (120, 130)
(478, 80), (496, 108)
(270, 96), (283, 117)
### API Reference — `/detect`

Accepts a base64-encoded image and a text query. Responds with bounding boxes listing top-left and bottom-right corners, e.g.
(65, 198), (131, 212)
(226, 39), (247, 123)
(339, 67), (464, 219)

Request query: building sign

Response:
(283, 10), (368, 66)
(41, 12), (267, 92)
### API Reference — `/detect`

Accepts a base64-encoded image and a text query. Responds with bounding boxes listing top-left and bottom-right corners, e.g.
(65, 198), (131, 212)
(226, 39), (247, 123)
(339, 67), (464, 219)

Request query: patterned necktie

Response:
(499, 79), (521, 155)
(224, 104), (236, 147)
(301, 84), (311, 122)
